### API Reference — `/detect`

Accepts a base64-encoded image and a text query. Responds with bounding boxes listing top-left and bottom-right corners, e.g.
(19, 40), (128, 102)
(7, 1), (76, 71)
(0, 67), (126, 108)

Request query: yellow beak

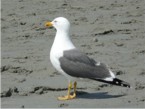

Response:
(45, 22), (53, 27)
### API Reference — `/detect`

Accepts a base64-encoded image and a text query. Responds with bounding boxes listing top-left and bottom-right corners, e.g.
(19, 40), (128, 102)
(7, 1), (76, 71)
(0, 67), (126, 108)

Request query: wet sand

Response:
(1, 0), (145, 108)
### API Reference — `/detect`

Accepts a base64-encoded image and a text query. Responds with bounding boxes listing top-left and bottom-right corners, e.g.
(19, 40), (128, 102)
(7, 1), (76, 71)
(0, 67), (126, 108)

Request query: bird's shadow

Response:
(75, 91), (126, 99)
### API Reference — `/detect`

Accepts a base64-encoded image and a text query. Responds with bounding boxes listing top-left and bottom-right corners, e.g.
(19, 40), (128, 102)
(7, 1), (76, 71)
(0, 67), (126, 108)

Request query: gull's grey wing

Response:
(59, 49), (111, 79)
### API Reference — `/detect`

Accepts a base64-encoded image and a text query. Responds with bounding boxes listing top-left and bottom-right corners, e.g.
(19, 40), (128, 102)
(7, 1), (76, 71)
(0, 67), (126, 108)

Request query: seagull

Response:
(45, 17), (130, 100)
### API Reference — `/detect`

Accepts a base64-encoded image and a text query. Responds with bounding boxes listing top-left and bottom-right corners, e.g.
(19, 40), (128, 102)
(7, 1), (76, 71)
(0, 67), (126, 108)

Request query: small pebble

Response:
(93, 37), (98, 42)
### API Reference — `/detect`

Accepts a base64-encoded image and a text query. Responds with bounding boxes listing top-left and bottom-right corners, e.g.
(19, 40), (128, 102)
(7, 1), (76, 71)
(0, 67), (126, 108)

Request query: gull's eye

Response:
(54, 20), (57, 23)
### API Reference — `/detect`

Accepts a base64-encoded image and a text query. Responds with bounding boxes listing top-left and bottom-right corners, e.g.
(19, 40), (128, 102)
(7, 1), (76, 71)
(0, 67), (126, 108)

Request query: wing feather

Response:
(59, 49), (111, 79)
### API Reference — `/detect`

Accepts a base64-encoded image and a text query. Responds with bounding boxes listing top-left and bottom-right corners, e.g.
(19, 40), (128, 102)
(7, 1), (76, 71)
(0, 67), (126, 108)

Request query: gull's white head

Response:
(45, 17), (70, 32)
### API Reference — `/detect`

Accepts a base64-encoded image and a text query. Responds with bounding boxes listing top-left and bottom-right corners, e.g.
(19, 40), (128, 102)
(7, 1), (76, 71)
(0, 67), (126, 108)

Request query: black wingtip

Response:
(94, 78), (131, 88)
(113, 78), (131, 88)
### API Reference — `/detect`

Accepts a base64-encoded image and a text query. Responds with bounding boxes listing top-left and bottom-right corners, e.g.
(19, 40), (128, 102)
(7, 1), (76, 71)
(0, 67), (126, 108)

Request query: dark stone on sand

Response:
(59, 103), (69, 108)
(20, 22), (26, 25)
(1, 88), (12, 97)
(1, 65), (12, 72)
(95, 30), (114, 35)
(13, 87), (19, 93)
(1, 87), (19, 97)
(116, 70), (125, 75)
(114, 42), (124, 47)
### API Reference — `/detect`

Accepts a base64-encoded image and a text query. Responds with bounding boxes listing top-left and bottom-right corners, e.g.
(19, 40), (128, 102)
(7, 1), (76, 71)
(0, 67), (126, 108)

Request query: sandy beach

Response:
(1, 0), (145, 108)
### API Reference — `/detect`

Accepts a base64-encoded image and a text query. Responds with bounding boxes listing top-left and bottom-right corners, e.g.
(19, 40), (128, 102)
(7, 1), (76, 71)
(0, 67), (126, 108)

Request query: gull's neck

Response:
(51, 30), (75, 51)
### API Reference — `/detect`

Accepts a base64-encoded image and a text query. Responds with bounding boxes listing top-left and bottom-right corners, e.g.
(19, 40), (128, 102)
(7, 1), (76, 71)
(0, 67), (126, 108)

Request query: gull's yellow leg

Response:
(58, 82), (76, 100)
(72, 81), (77, 97)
